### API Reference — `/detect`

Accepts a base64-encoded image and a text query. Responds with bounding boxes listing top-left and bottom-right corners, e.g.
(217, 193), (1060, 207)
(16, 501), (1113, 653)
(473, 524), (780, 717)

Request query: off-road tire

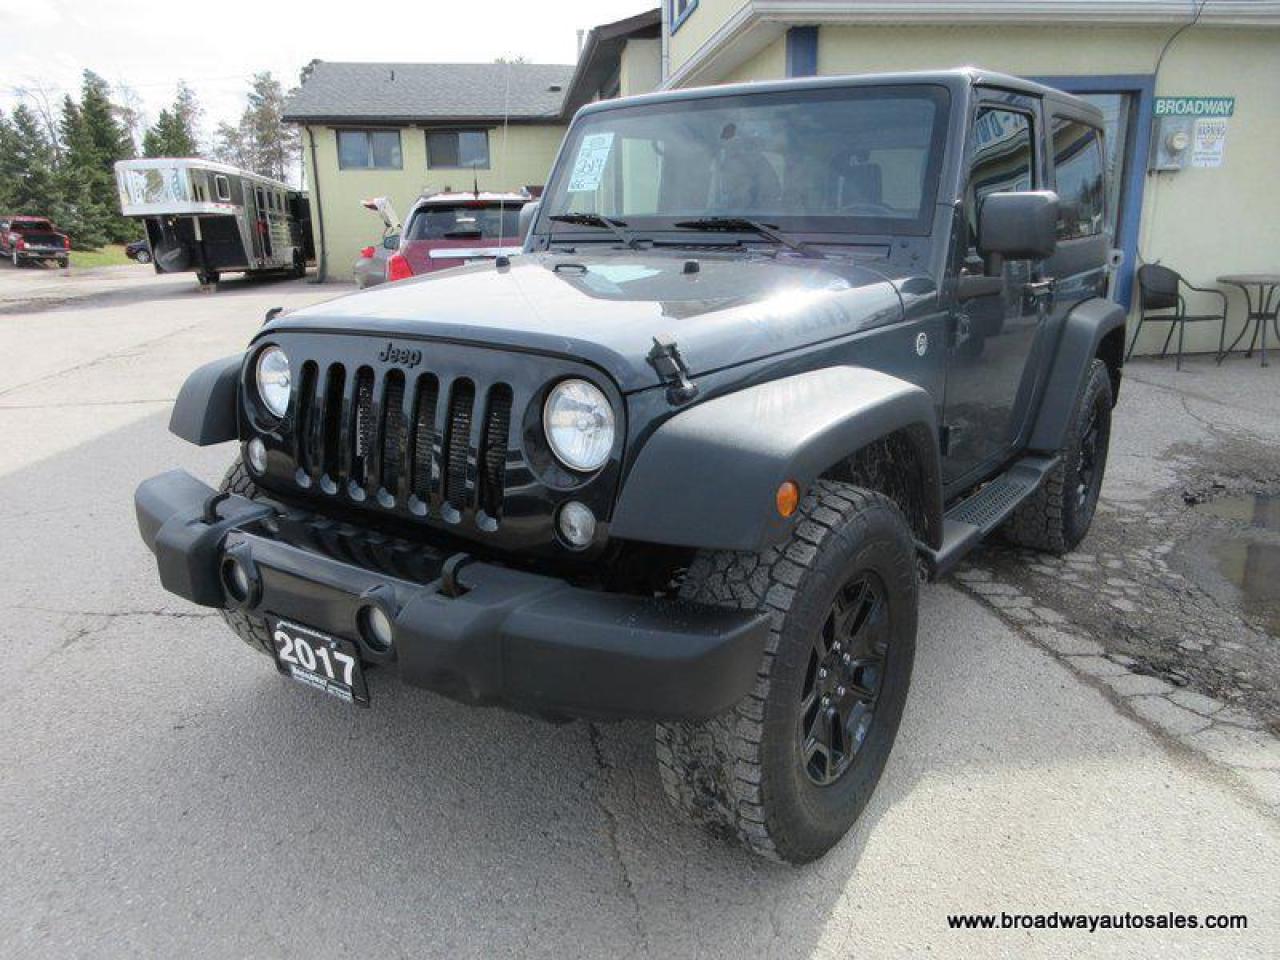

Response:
(655, 480), (918, 864)
(217, 460), (275, 657)
(1002, 358), (1113, 554)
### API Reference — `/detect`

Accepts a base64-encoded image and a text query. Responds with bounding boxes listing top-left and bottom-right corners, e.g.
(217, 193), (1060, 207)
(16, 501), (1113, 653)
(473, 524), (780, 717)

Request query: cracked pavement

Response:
(0, 266), (1277, 958)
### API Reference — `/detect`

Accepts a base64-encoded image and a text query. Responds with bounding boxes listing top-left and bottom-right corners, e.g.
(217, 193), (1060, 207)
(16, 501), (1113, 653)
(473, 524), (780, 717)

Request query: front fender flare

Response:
(168, 355), (241, 446)
(1028, 297), (1126, 453)
(610, 367), (940, 552)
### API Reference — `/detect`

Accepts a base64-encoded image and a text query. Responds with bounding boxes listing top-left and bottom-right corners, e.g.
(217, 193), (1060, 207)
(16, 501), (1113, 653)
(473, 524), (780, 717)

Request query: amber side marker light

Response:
(776, 481), (800, 518)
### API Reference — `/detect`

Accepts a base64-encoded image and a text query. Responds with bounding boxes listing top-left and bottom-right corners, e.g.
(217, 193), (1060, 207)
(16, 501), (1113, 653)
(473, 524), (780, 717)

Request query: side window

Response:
(426, 130), (491, 169)
(214, 175), (231, 202)
(671, 0), (698, 32)
(1052, 119), (1105, 239)
(967, 108), (1034, 248)
(337, 130), (403, 170)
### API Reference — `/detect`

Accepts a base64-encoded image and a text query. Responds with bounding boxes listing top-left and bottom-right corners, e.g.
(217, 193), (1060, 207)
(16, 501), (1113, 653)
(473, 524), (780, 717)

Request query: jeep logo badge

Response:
(379, 342), (422, 368)
(915, 332), (928, 357)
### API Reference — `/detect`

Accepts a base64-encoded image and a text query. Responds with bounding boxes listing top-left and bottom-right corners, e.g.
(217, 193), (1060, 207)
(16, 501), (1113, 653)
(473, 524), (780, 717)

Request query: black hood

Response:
(272, 249), (913, 392)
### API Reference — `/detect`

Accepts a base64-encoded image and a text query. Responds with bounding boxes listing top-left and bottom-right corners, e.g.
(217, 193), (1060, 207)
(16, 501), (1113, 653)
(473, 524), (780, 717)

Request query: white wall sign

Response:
(1191, 119), (1228, 168)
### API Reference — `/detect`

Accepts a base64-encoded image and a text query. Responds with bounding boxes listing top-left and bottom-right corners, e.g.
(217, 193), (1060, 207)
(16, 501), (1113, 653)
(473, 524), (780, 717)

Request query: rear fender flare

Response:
(1028, 297), (1125, 452)
(610, 367), (941, 552)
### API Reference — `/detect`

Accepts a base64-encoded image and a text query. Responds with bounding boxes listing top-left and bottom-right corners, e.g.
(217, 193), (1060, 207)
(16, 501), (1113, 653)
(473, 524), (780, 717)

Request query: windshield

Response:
(542, 84), (950, 239)
(405, 203), (524, 242)
(13, 220), (55, 233)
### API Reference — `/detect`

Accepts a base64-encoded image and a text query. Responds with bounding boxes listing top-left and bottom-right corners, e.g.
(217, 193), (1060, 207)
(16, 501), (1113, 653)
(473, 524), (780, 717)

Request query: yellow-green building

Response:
(285, 61), (574, 280)
(653, 0), (1280, 355)
(284, 11), (663, 282)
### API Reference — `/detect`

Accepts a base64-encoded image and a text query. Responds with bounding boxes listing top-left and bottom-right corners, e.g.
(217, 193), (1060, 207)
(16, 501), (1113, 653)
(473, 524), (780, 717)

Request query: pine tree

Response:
(143, 83), (202, 158)
(243, 72), (297, 181)
(174, 82), (203, 152)
(2, 105), (62, 217)
(60, 71), (133, 245)
(57, 95), (109, 247)
(211, 120), (251, 169)
(0, 110), (15, 211)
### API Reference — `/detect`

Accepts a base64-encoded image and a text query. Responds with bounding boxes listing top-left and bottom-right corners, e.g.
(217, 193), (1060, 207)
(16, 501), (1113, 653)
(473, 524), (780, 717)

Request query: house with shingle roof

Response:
(284, 10), (662, 280)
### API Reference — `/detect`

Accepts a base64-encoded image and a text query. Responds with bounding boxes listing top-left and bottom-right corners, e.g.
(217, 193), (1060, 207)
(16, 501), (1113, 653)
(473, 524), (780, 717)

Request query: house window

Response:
(337, 129), (403, 170)
(426, 130), (490, 169)
(1051, 119), (1106, 239)
(214, 175), (231, 202)
(670, 0), (698, 33)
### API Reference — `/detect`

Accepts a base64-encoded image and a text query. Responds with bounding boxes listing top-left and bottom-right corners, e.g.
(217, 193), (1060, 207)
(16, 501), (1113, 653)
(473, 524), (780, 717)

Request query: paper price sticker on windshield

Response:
(567, 133), (614, 192)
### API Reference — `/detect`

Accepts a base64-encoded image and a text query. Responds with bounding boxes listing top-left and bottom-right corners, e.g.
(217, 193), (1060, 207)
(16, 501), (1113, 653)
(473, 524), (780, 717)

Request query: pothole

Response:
(974, 443), (1280, 734)
(1196, 493), (1280, 531)
(1191, 493), (1280, 640)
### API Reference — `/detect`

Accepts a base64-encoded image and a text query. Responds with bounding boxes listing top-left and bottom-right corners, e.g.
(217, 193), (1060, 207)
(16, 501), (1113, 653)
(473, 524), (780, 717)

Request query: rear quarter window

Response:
(1051, 119), (1106, 240)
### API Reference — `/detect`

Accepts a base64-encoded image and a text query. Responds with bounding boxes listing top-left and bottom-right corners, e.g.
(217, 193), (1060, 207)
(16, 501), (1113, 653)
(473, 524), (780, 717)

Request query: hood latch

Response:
(647, 335), (699, 406)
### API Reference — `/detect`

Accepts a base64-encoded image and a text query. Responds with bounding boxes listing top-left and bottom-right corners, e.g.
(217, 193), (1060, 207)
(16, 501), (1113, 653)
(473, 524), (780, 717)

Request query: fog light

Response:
(222, 557), (250, 602)
(358, 605), (394, 652)
(247, 437), (267, 473)
(558, 501), (596, 548)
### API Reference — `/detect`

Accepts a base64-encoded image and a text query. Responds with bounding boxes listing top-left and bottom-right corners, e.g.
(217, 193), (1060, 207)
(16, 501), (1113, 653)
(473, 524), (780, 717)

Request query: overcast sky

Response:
(1, 0), (655, 143)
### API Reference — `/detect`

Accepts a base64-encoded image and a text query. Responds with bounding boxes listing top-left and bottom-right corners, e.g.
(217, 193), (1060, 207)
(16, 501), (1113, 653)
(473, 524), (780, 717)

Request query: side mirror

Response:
(518, 200), (541, 243)
(977, 190), (1058, 272)
(382, 234), (400, 251)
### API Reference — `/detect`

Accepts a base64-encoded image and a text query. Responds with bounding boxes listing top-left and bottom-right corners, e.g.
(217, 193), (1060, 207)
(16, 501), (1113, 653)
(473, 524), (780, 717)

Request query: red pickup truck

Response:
(0, 216), (70, 268)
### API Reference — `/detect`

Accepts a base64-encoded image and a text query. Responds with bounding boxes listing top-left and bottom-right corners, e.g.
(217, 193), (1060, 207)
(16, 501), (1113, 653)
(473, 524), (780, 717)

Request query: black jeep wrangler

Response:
(136, 70), (1123, 863)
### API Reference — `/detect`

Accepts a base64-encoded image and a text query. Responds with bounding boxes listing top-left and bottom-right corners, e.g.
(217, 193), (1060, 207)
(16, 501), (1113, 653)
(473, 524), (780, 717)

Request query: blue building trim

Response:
(785, 26), (819, 78)
(669, 0), (698, 35)
(1035, 74), (1155, 308)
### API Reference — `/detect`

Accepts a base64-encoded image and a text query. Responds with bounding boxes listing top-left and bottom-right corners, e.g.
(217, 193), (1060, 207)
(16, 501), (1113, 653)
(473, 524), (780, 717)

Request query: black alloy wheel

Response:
(800, 574), (889, 786)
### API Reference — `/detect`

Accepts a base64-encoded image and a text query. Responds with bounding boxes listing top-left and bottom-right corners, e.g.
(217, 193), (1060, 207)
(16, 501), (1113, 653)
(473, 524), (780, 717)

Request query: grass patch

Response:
(69, 244), (135, 268)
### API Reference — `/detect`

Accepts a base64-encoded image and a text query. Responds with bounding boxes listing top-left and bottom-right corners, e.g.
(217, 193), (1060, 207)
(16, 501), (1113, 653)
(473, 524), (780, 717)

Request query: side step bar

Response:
(919, 454), (1060, 580)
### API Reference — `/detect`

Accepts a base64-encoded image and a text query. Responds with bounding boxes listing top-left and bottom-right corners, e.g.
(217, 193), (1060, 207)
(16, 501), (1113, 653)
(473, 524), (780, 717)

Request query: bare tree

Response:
(12, 82), (64, 160)
(112, 81), (147, 155)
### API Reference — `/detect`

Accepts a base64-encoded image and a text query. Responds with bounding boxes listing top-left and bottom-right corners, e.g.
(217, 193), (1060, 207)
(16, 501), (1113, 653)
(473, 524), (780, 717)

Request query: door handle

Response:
(1023, 277), (1055, 310)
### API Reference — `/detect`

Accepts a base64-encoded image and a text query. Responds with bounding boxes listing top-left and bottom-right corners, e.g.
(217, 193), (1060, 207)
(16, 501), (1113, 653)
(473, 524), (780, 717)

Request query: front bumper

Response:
(135, 470), (768, 720)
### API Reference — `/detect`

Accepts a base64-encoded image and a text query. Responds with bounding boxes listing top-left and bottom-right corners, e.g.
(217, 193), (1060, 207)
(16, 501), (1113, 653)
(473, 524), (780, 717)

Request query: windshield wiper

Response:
(673, 217), (823, 258)
(547, 213), (642, 249)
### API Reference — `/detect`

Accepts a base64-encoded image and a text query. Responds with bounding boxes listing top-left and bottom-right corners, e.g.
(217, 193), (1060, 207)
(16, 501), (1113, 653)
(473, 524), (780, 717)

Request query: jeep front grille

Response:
(292, 361), (514, 522)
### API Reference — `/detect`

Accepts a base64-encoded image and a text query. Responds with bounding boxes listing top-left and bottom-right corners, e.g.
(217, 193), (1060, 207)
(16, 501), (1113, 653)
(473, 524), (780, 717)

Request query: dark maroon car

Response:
(386, 191), (528, 282)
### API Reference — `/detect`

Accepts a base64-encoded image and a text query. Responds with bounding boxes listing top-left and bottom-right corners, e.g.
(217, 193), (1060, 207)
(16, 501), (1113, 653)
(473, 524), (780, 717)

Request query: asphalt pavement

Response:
(0, 264), (1276, 959)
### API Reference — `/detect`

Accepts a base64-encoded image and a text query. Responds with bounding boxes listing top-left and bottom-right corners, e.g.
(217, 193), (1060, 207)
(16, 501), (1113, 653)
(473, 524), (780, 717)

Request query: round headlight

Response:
(255, 346), (291, 418)
(544, 379), (615, 472)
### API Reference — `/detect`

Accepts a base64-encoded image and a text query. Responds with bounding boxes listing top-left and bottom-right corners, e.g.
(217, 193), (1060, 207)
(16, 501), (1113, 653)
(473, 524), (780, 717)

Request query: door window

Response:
(967, 108), (1034, 246)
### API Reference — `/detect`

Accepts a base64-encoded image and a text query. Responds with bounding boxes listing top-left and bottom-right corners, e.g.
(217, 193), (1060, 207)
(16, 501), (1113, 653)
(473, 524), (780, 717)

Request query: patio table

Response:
(1217, 273), (1280, 368)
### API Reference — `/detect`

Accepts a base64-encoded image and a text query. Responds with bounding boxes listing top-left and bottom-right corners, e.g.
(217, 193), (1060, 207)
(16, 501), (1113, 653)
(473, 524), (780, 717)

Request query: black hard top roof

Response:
(576, 67), (1103, 124)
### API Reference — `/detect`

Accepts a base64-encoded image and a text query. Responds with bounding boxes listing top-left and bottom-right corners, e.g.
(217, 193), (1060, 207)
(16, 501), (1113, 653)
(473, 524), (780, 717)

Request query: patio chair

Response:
(1127, 264), (1228, 371)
